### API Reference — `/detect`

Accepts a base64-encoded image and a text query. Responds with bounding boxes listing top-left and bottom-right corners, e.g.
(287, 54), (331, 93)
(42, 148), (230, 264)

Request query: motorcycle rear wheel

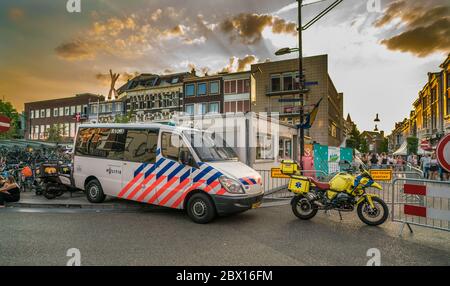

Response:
(357, 197), (389, 226)
(292, 195), (318, 220)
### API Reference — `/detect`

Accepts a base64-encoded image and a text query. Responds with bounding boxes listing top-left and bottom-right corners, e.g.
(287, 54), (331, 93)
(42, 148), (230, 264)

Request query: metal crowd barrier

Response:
(390, 178), (450, 235)
(258, 169), (328, 199)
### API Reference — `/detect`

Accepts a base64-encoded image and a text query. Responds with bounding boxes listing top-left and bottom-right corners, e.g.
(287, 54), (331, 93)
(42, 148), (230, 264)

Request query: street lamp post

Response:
(297, 0), (305, 170)
(275, 0), (343, 169)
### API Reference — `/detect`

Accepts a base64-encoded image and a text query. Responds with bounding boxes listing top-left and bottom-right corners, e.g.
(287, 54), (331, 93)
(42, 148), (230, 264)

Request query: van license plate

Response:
(252, 202), (261, 209)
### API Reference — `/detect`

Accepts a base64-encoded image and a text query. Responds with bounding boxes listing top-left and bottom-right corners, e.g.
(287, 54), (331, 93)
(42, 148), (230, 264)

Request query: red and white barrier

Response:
(403, 183), (450, 221)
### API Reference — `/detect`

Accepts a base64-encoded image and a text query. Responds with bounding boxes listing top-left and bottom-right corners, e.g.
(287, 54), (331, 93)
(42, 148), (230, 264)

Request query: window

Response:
(45, 109), (51, 118)
(59, 107), (64, 117)
(124, 129), (159, 163)
(279, 138), (293, 159)
(70, 106), (76, 116)
(198, 103), (207, 115)
(230, 81), (236, 93)
(161, 132), (187, 162)
(283, 73), (294, 91)
(329, 121), (337, 138)
(30, 110), (34, 119)
(210, 81), (220, 94)
(76, 105), (82, 113)
(197, 83), (207, 96)
(224, 81), (231, 94)
(70, 123), (76, 138)
(256, 133), (274, 160)
(75, 128), (126, 160)
(83, 105), (88, 114)
(237, 80), (244, 93)
(53, 108), (58, 117)
(271, 75), (281, 92)
(185, 84), (195, 97)
(40, 109), (45, 118)
(115, 102), (122, 112)
(185, 104), (194, 115)
(209, 102), (219, 114)
(64, 106), (70, 116)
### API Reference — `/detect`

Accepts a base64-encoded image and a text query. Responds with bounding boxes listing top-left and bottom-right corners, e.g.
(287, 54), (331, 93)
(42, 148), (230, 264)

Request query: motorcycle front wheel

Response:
(357, 197), (389, 226)
(292, 195), (318, 220)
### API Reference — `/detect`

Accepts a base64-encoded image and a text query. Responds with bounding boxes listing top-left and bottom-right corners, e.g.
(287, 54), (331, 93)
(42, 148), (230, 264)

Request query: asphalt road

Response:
(1, 204), (449, 266)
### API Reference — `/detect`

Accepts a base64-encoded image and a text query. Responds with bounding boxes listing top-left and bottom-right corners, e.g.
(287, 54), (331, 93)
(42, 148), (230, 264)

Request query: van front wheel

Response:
(186, 193), (216, 224)
(86, 179), (106, 203)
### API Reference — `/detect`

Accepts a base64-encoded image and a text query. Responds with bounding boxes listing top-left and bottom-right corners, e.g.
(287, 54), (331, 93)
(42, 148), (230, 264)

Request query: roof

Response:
(24, 93), (101, 106)
(118, 72), (191, 94)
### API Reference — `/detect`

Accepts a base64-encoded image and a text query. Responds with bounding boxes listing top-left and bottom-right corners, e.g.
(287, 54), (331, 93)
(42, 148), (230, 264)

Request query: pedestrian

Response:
(0, 176), (21, 208)
(370, 153), (378, 169)
(381, 153), (388, 169)
(420, 154), (431, 179)
(429, 153), (439, 181)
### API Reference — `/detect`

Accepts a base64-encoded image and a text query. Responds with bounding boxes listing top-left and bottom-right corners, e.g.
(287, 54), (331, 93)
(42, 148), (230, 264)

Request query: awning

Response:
(393, 141), (407, 156)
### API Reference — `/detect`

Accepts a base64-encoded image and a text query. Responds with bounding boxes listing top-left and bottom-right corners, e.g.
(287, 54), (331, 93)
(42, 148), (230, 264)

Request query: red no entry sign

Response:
(436, 134), (450, 172)
(0, 115), (11, 133)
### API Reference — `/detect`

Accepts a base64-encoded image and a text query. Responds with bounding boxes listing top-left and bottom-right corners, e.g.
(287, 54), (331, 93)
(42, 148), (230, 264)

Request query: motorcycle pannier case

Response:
(288, 176), (310, 194)
(280, 160), (298, 175)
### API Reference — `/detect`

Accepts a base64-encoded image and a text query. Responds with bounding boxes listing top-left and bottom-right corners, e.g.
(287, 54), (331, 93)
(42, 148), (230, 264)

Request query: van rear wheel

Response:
(186, 193), (216, 224)
(86, 179), (106, 203)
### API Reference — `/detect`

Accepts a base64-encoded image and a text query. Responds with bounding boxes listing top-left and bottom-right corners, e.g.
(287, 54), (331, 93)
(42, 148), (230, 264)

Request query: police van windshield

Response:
(184, 130), (238, 162)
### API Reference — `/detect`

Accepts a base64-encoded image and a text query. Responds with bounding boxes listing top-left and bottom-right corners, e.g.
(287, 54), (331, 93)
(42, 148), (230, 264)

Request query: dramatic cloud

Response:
(55, 41), (95, 61)
(8, 8), (25, 22)
(221, 55), (258, 73)
(375, 0), (450, 57)
(55, 8), (202, 61)
(220, 13), (297, 44)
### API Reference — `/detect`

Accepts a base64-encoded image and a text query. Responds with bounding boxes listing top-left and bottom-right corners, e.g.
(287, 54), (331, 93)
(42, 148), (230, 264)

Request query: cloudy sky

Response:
(0, 0), (449, 132)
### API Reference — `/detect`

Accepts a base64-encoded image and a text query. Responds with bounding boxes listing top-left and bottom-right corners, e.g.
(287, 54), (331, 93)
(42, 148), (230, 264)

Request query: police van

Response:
(73, 123), (264, 223)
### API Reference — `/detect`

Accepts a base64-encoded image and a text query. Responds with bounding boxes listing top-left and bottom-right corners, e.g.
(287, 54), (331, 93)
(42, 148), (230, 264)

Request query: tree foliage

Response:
(46, 125), (63, 143)
(407, 137), (419, 155)
(0, 100), (21, 139)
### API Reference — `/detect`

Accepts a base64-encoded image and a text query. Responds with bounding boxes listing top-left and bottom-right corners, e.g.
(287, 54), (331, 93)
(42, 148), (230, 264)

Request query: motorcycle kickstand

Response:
(338, 211), (343, 221)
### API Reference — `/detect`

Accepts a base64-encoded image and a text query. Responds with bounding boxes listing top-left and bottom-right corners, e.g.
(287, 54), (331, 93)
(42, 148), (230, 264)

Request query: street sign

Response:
(436, 134), (450, 172)
(420, 140), (432, 151)
(271, 168), (290, 179)
(305, 81), (319, 86)
(0, 115), (11, 133)
(369, 169), (393, 181)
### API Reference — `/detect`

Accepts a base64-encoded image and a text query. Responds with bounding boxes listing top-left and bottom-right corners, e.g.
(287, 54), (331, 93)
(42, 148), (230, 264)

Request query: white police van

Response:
(73, 123), (264, 223)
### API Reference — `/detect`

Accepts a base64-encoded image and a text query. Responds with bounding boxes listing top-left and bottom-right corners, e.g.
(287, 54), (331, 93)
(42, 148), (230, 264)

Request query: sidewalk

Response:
(7, 191), (157, 210)
(7, 191), (285, 210)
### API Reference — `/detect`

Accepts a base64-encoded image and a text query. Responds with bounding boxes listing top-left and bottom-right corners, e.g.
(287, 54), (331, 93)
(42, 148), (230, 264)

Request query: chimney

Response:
(191, 68), (196, 76)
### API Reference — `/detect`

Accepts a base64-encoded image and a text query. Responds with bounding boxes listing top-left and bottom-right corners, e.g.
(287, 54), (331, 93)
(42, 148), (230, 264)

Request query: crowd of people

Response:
(359, 152), (449, 181)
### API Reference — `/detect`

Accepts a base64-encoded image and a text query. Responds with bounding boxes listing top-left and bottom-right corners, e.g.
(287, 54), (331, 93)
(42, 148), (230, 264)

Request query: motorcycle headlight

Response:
(219, 176), (244, 194)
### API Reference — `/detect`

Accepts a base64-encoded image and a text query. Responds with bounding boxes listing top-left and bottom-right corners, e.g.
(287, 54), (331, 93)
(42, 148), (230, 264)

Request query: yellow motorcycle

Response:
(280, 160), (389, 226)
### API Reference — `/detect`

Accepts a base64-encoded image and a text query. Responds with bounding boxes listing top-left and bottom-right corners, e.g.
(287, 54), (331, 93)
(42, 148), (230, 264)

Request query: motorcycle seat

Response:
(309, 177), (330, 190)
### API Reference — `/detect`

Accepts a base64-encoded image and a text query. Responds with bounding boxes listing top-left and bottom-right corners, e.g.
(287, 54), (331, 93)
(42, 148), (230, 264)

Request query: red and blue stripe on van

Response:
(117, 151), (228, 209)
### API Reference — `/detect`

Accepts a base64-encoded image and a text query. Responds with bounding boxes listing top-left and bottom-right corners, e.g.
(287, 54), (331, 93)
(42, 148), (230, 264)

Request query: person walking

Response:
(420, 154), (431, 179)
(429, 153), (439, 181)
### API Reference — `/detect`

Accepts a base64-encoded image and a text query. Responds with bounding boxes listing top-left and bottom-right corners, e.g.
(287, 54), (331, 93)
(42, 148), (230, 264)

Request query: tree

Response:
(114, 109), (134, 123)
(346, 125), (363, 150)
(407, 137), (419, 155)
(380, 138), (389, 153)
(46, 125), (63, 143)
(0, 100), (20, 139)
(360, 139), (369, 154)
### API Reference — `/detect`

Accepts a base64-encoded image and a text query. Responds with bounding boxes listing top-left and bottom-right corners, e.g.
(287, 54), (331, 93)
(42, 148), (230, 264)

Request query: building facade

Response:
(183, 74), (223, 115)
(441, 54), (450, 134)
(222, 71), (251, 113)
(119, 73), (190, 122)
(250, 55), (344, 147)
(87, 97), (126, 123)
(24, 93), (100, 141)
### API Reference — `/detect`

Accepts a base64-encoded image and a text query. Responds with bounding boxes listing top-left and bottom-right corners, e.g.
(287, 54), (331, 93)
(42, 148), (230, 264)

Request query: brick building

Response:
(183, 73), (223, 115)
(222, 71), (251, 113)
(250, 55), (344, 147)
(24, 93), (101, 141)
